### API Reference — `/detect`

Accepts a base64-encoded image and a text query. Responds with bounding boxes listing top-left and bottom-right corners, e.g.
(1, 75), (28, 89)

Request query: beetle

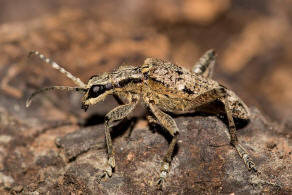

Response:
(27, 50), (257, 188)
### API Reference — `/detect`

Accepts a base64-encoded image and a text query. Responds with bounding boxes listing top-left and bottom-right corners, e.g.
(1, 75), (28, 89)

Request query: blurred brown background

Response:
(1, 0), (292, 124)
(0, 0), (292, 193)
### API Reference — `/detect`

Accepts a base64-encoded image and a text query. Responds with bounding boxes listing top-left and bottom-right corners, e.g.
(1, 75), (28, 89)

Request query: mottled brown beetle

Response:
(26, 50), (257, 188)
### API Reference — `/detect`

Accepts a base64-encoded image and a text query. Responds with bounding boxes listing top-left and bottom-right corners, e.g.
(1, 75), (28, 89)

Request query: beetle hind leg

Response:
(192, 49), (216, 78)
(221, 95), (258, 172)
(189, 86), (257, 172)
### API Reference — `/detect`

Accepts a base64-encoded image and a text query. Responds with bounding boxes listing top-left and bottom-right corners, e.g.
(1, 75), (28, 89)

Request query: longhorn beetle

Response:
(26, 50), (257, 188)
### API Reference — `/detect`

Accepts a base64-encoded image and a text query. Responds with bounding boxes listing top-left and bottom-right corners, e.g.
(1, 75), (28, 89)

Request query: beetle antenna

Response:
(26, 86), (86, 107)
(28, 51), (86, 88)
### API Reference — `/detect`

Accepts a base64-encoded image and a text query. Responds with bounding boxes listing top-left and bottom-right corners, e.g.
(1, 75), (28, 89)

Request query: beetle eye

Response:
(92, 85), (100, 93)
(88, 85), (105, 98)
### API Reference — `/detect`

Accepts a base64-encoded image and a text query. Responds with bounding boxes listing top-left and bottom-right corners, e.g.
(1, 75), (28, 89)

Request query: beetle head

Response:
(81, 74), (113, 111)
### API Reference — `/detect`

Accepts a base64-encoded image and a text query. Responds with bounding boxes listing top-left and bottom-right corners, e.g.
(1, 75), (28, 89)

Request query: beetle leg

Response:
(190, 86), (257, 172)
(147, 103), (179, 189)
(98, 94), (139, 181)
(146, 114), (160, 124)
(220, 96), (258, 172)
(192, 49), (216, 78)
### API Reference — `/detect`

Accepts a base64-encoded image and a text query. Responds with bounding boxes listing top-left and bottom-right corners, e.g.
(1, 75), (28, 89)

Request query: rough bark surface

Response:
(0, 105), (291, 194)
(1, 1), (292, 194)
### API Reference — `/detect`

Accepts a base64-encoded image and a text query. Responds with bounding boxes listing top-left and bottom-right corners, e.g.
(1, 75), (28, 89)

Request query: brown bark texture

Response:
(0, 1), (292, 194)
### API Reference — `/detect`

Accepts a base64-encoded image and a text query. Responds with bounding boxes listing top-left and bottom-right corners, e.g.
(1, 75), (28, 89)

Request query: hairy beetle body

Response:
(27, 50), (257, 189)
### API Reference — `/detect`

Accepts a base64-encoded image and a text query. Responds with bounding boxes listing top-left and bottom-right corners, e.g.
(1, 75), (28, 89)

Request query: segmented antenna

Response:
(28, 51), (86, 88)
(26, 86), (87, 107)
